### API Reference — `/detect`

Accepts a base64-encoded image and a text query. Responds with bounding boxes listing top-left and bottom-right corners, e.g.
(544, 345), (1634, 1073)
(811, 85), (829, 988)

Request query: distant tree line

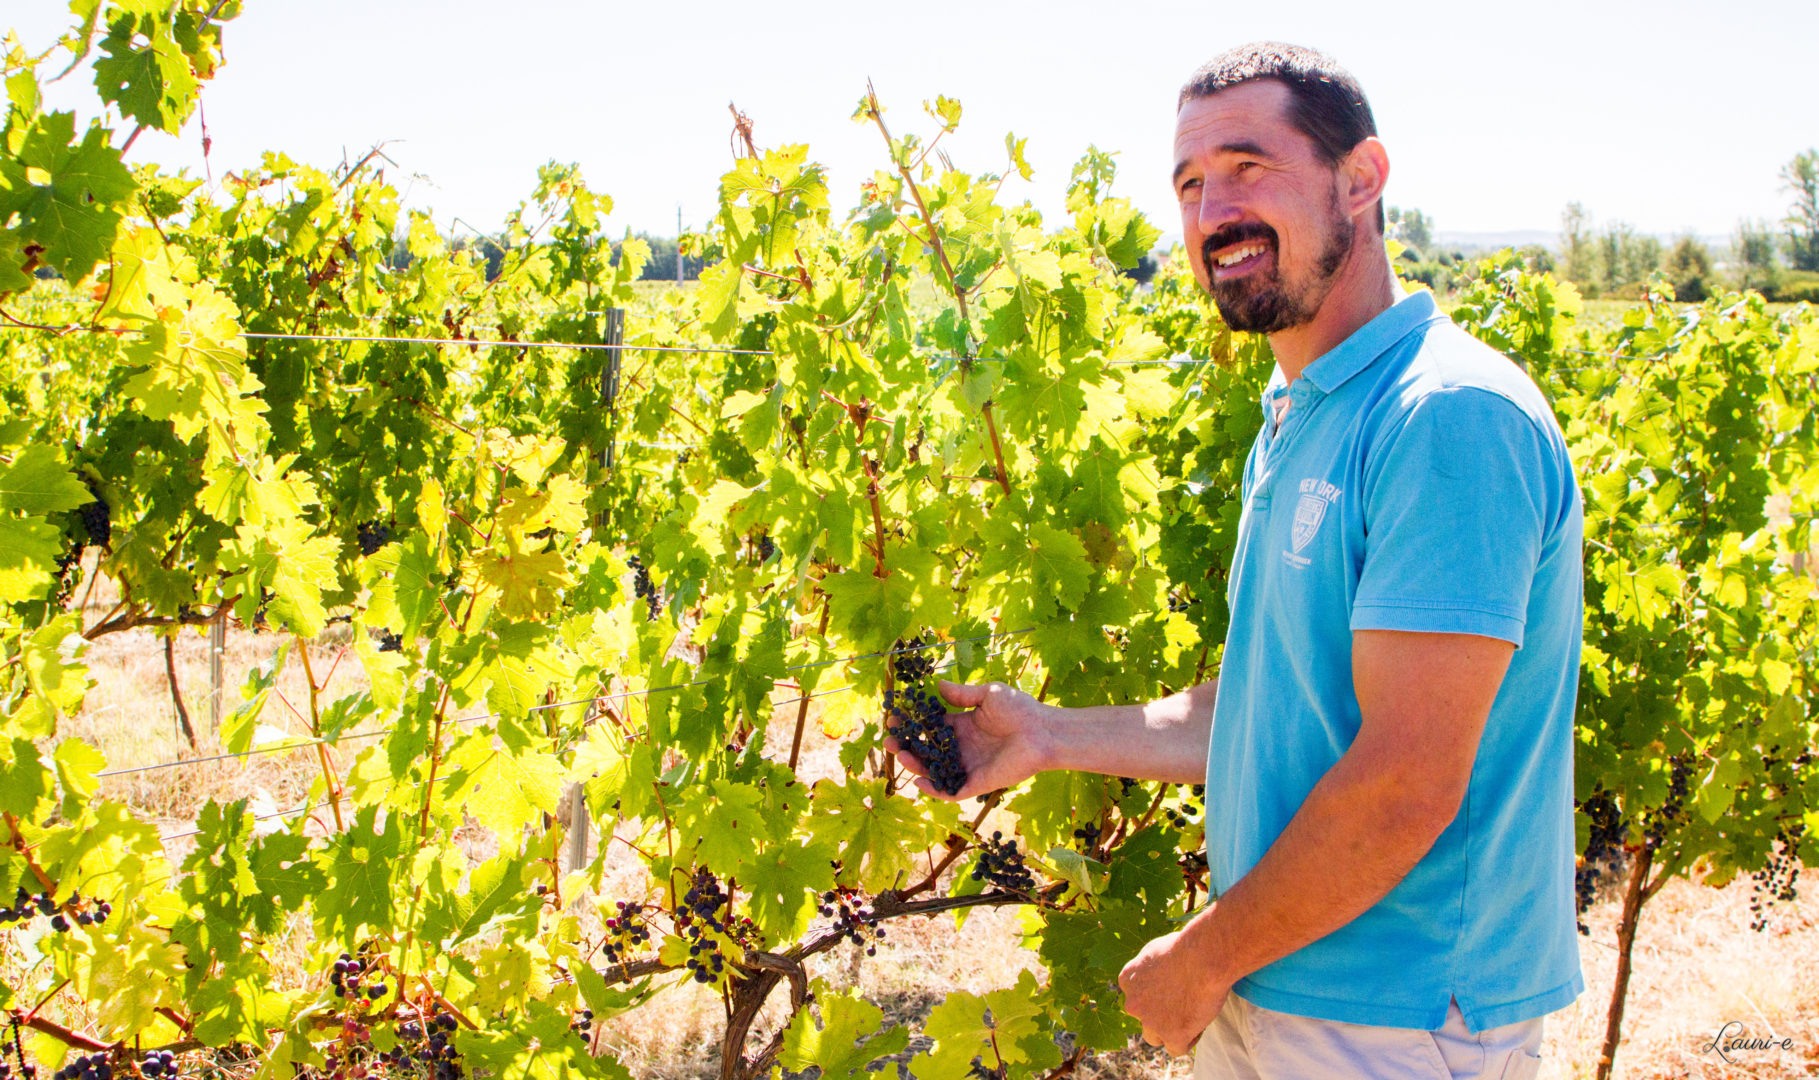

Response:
(1553, 149), (1819, 303)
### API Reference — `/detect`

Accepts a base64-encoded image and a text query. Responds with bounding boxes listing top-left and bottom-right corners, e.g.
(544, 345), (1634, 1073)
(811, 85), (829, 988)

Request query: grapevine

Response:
(0, 9), (1810, 1080)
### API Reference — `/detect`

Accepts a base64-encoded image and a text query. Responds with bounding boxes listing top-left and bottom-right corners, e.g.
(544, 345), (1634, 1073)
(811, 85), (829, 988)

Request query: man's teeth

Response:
(1216, 243), (1268, 267)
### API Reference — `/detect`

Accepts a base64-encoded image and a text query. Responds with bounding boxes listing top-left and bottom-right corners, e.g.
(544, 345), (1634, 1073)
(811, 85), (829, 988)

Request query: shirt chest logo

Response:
(1286, 478), (1342, 567)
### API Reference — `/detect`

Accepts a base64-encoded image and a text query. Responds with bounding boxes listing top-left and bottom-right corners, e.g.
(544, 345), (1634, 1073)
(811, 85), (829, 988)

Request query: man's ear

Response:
(1342, 136), (1391, 227)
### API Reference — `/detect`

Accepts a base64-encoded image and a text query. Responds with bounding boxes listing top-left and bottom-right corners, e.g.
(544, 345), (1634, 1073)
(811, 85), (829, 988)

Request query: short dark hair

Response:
(1179, 43), (1384, 233)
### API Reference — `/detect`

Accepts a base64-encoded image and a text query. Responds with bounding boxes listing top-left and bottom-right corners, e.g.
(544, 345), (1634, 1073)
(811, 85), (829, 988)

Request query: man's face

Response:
(1172, 79), (1355, 334)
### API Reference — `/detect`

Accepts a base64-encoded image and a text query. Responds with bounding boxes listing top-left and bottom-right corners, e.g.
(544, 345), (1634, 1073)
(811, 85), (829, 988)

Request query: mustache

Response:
(1201, 223), (1278, 272)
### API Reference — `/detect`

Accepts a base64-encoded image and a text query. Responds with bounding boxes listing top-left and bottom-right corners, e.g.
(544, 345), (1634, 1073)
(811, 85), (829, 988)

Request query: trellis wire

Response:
(152, 637), (1031, 845)
(3, 322), (1210, 366)
(101, 626), (1038, 780)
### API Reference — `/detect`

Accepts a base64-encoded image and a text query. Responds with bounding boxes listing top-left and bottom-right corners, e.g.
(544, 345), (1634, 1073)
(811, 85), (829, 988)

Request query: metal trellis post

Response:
(600, 307), (625, 472)
(209, 609), (226, 731)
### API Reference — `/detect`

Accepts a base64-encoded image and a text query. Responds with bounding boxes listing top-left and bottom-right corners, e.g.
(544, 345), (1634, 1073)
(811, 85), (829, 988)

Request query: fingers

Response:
(935, 679), (989, 708)
(890, 743), (930, 780)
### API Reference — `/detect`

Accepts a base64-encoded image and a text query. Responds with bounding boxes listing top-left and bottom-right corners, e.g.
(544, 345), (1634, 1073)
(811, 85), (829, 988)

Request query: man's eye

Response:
(1179, 179), (1201, 197)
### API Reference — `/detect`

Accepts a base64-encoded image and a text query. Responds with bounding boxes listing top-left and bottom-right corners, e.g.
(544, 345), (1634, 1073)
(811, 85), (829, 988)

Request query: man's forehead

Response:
(1173, 79), (1296, 154)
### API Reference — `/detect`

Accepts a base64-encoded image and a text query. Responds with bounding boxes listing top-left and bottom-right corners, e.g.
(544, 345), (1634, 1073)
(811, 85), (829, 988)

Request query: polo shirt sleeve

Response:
(1351, 386), (1558, 648)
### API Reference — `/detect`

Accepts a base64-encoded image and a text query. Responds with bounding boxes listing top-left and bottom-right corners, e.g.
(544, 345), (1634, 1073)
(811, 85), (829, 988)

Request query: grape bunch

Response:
(753, 533), (776, 563)
(626, 555), (661, 620)
(677, 868), (729, 984)
(50, 1055), (109, 1080)
(376, 629), (403, 653)
(381, 1011), (462, 1080)
(355, 520), (393, 556)
(1642, 757), (1691, 849)
(3, 1016), (32, 1080)
(884, 686), (967, 796)
(77, 493), (110, 550)
(890, 635), (936, 685)
(0, 888), (108, 931)
(136, 1052), (176, 1079)
(1749, 822), (1806, 932)
(1116, 776), (1141, 799)
(600, 900), (652, 964)
(971, 832), (1036, 892)
(52, 541), (83, 607)
(1163, 784), (1205, 829)
(330, 951), (387, 1001)
(1071, 823), (1101, 852)
(0, 888), (52, 925)
(569, 1009), (594, 1039)
(1575, 791), (1627, 934)
(817, 886), (885, 956)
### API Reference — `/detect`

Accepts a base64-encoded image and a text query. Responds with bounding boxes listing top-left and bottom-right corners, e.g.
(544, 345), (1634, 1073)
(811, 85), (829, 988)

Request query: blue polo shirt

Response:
(1207, 288), (1584, 1031)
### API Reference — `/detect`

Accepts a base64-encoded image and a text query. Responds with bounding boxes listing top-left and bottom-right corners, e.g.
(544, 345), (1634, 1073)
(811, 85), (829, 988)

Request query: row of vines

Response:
(1, 4), (1816, 1079)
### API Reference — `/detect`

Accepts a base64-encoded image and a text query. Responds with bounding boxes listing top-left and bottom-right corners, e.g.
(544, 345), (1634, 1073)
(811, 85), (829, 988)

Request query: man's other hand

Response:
(884, 680), (1055, 801)
(1118, 927), (1230, 1057)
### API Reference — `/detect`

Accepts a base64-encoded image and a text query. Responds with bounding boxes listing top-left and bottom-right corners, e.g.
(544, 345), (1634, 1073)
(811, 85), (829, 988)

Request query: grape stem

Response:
(2, 814), (57, 893)
(13, 1013), (107, 1054)
(864, 459), (891, 579)
(980, 403), (1013, 496)
(161, 637), (198, 750)
(786, 599), (831, 773)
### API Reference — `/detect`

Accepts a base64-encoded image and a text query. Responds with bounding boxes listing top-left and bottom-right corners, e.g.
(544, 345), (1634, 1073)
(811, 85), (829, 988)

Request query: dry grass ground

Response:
(35, 572), (1819, 1080)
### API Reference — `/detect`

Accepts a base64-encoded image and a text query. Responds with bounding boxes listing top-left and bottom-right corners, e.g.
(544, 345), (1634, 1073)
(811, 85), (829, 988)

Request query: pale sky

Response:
(11, 1), (1817, 246)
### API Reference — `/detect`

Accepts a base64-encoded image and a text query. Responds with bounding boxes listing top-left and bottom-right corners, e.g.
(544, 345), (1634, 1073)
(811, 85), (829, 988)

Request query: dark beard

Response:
(1203, 200), (1354, 334)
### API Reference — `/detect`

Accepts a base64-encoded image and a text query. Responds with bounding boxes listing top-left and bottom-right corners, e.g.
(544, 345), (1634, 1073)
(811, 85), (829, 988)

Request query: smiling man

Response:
(887, 41), (1585, 1080)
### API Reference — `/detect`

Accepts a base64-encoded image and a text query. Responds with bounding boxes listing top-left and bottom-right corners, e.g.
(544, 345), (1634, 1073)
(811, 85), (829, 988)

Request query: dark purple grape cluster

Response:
(136, 1051), (175, 1079)
(569, 1009), (594, 1039)
(3, 1015), (33, 1080)
(626, 555), (661, 620)
(376, 629), (403, 653)
(1071, 823), (1101, 852)
(971, 832), (1035, 892)
(817, 886), (885, 956)
(52, 541), (83, 606)
(600, 900), (651, 964)
(0, 888), (108, 931)
(50, 1055), (109, 1080)
(1643, 757), (1691, 849)
(330, 951), (386, 1001)
(1575, 791), (1627, 934)
(355, 520), (393, 556)
(1163, 784), (1204, 829)
(77, 495), (110, 550)
(1116, 776), (1140, 798)
(1749, 822), (1805, 932)
(380, 1011), (462, 1080)
(677, 869), (729, 984)
(754, 533), (776, 562)
(884, 686), (966, 796)
(0, 888), (51, 925)
(890, 636), (937, 684)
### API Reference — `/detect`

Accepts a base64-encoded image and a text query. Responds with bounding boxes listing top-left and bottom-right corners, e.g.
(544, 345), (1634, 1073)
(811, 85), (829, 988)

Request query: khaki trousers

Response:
(1193, 994), (1544, 1080)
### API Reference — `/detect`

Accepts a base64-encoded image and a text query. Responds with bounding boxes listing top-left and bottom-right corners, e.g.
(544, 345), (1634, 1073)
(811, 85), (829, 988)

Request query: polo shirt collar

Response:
(1298, 288), (1443, 396)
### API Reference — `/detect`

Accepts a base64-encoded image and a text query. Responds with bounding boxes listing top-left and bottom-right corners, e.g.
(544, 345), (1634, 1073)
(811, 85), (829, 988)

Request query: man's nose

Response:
(1196, 184), (1244, 237)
